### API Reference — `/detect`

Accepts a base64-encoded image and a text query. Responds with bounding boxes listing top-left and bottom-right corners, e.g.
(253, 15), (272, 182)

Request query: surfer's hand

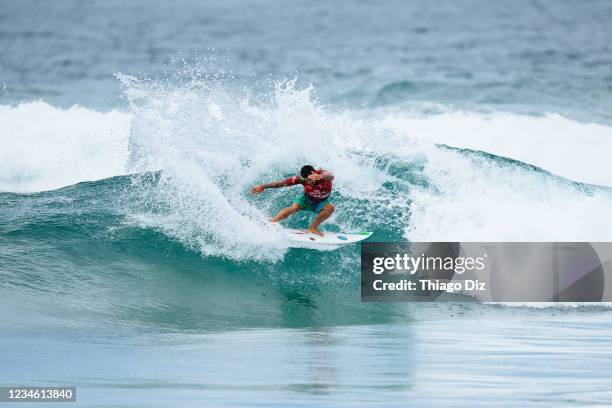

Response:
(251, 185), (265, 195)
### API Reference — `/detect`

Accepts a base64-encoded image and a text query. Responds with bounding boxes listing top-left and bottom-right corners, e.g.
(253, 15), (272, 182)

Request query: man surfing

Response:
(250, 165), (335, 237)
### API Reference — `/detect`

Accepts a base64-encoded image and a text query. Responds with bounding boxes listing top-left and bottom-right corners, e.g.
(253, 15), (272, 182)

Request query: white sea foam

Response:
(405, 143), (612, 242)
(381, 110), (612, 186)
(0, 101), (131, 193)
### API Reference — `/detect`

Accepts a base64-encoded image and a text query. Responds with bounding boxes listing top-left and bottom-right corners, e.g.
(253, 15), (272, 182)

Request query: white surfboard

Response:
(286, 229), (373, 246)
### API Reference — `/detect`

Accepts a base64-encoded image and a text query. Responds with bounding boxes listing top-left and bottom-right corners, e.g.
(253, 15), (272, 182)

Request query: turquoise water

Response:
(2, 0), (612, 406)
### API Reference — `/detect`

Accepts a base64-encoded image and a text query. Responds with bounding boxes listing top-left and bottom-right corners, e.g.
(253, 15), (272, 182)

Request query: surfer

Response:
(250, 165), (335, 236)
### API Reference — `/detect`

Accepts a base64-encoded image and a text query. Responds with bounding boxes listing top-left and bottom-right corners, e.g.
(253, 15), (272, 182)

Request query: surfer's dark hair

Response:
(300, 165), (315, 178)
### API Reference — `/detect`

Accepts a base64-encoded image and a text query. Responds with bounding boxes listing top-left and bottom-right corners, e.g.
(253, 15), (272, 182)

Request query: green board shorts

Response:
(293, 194), (331, 213)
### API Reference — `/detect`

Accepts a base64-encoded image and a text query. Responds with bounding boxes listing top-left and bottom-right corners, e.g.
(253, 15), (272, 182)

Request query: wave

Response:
(1, 100), (610, 188)
(2, 85), (612, 195)
(0, 174), (406, 333)
(2, 78), (612, 262)
(2, 174), (610, 334)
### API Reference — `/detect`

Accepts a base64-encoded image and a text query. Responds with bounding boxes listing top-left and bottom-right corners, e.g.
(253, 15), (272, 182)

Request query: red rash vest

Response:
(283, 170), (332, 202)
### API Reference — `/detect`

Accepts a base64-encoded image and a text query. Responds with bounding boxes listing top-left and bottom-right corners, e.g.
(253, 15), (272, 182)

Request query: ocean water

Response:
(1, 0), (612, 406)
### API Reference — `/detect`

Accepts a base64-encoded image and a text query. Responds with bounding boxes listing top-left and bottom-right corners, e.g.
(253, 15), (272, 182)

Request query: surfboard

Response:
(286, 229), (372, 246)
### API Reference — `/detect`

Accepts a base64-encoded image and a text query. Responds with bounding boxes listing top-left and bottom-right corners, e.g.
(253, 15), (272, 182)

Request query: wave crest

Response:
(3, 77), (612, 260)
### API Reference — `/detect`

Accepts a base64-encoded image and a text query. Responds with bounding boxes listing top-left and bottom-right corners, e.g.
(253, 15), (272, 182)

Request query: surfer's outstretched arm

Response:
(250, 179), (289, 194)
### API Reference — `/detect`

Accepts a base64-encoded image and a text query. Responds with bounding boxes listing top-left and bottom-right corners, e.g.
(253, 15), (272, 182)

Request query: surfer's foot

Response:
(307, 227), (324, 237)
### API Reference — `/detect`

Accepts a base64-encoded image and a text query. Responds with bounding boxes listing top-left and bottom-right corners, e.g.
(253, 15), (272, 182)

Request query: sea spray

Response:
(119, 74), (415, 260)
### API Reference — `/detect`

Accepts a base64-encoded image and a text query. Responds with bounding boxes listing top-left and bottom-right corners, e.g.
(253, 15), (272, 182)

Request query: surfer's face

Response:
(301, 176), (316, 185)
